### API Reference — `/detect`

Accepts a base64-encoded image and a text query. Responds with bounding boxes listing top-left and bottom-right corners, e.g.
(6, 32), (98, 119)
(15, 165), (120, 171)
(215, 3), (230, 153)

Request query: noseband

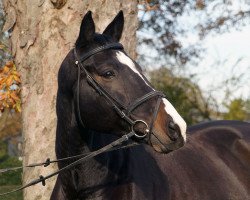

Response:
(73, 42), (165, 139)
(0, 43), (166, 197)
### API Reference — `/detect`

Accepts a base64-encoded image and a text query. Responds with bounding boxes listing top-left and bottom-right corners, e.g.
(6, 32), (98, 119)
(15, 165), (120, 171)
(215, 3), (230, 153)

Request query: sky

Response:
(186, 25), (250, 106)
(1, 1), (249, 110)
(137, 3), (250, 111)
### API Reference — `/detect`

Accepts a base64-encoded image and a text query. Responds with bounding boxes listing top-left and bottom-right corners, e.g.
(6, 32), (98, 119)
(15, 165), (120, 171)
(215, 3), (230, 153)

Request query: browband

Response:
(77, 43), (124, 63)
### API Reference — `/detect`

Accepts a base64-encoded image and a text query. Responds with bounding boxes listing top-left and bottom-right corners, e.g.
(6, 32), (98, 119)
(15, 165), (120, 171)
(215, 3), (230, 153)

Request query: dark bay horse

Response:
(51, 11), (250, 200)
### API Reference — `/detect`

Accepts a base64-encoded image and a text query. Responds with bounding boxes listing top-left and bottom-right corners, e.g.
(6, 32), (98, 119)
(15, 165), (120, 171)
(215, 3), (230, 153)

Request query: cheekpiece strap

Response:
(78, 43), (124, 63)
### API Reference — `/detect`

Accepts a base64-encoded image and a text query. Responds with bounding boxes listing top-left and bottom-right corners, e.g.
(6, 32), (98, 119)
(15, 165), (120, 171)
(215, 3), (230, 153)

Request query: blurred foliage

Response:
(150, 68), (216, 125)
(0, 141), (23, 200)
(138, 0), (250, 67)
(0, 186), (23, 200)
(139, 0), (250, 122)
(224, 98), (250, 121)
(0, 2), (12, 67)
(0, 0), (249, 125)
(0, 61), (21, 112)
(0, 110), (22, 140)
(150, 67), (250, 124)
(138, 0), (201, 66)
(1, 3), (19, 113)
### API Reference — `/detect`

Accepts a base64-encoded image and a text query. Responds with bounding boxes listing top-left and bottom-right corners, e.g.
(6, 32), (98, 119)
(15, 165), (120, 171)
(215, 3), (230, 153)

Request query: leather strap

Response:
(126, 91), (165, 115)
(78, 43), (123, 63)
(148, 97), (162, 144)
(73, 43), (165, 131)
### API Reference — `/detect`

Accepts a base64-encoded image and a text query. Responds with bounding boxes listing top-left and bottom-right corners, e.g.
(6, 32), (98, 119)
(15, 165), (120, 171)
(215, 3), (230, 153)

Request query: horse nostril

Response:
(168, 121), (180, 141)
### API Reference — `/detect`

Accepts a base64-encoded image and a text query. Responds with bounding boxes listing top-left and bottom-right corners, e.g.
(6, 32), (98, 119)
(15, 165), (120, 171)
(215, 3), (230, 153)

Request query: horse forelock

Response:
(94, 34), (112, 45)
(76, 33), (113, 49)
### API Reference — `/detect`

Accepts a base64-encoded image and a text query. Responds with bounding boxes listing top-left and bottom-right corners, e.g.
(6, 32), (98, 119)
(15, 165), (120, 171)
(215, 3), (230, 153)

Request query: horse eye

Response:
(102, 71), (115, 79)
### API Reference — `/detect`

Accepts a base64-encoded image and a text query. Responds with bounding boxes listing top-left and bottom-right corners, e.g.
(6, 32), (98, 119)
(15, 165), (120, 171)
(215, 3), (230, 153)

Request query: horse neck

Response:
(57, 122), (171, 199)
(56, 89), (131, 174)
(72, 129), (172, 200)
(55, 92), (170, 198)
(71, 128), (132, 176)
(56, 111), (132, 174)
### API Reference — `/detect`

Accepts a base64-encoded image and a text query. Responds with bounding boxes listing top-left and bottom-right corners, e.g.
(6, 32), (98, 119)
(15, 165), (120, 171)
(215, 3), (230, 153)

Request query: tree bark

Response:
(3, 0), (138, 199)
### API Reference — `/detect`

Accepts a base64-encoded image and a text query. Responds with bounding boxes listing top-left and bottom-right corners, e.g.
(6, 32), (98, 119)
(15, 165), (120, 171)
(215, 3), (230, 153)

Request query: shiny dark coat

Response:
(51, 120), (250, 200)
(51, 11), (250, 200)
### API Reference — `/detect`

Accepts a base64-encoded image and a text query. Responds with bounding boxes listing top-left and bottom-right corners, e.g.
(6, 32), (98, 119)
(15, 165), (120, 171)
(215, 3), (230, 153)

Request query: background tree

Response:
(0, 0), (11, 67)
(138, 0), (250, 67)
(138, 0), (250, 122)
(224, 98), (250, 121)
(150, 67), (217, 125)
(0, 61), (21, 113)
(2, 0), (138, 199)
(1, 0), (250, 198)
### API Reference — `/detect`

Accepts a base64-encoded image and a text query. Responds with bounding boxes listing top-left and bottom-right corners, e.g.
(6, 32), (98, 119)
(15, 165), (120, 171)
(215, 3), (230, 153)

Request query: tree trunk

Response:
(3, 1), (138, 199)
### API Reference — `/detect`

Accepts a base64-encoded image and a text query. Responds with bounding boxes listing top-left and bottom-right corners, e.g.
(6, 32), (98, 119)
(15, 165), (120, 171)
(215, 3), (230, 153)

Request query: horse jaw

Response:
(115, 51), (187, 142)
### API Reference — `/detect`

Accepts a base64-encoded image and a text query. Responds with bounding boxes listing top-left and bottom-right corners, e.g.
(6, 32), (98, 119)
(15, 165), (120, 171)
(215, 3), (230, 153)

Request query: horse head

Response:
(57, 11), (187, 153)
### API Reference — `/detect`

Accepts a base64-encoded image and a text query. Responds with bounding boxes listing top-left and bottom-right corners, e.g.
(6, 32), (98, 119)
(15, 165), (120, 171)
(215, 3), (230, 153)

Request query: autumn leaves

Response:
(0, 61), (21, 112)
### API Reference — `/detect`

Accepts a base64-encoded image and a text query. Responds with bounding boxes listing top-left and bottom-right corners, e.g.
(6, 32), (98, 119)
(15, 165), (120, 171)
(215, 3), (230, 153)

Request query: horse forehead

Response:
(91, 51), (140, 73)
(115, 51), (139, 72)
(115, 51), (151, 85)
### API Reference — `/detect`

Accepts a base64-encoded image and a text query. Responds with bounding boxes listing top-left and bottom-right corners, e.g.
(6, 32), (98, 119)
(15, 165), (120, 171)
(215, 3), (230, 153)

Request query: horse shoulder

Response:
(150, 120), (250, 199)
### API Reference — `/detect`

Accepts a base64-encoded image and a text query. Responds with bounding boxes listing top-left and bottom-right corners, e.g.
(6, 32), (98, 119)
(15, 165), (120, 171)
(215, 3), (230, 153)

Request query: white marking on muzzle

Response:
(116, 51), (152, 88)
(162, 99), (187, 141)
(115, 51), (187, 140)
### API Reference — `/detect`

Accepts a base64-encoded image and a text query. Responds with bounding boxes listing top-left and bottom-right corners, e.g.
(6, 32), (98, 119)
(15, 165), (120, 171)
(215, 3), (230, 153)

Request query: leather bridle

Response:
(73, 42), (165, 139)
(0, 42), (166, 197)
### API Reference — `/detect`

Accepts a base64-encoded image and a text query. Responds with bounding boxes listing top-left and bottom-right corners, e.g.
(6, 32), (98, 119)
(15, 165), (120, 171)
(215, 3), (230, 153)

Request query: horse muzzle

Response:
(148, 120), (186, 153)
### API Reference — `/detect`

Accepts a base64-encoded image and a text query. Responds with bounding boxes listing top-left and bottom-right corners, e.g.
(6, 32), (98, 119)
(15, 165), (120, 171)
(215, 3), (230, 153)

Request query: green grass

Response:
(0, 185), (23, 200)
(0, 141), (23, 200)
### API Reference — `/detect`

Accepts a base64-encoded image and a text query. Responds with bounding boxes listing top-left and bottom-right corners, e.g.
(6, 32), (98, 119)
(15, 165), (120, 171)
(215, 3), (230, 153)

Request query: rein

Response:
(0, 141), (139, 174)
(0, 42), (164, 196)
(0, 132), (137, 197)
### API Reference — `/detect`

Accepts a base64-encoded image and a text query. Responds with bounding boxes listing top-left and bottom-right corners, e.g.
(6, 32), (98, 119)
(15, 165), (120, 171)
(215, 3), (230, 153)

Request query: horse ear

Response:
(103, 10), (124, 42)
(76, 11), (95, 47)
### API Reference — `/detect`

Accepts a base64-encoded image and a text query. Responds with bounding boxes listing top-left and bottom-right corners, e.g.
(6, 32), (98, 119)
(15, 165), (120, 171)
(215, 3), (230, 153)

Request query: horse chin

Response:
(150, 135), (185, 154)
(151, 144), (172, 153)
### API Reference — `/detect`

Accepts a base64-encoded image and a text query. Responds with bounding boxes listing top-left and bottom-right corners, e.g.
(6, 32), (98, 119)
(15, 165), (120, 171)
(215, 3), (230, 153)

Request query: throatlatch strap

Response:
(73, 43), (126, 128)
(76, 64), (86, 128)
